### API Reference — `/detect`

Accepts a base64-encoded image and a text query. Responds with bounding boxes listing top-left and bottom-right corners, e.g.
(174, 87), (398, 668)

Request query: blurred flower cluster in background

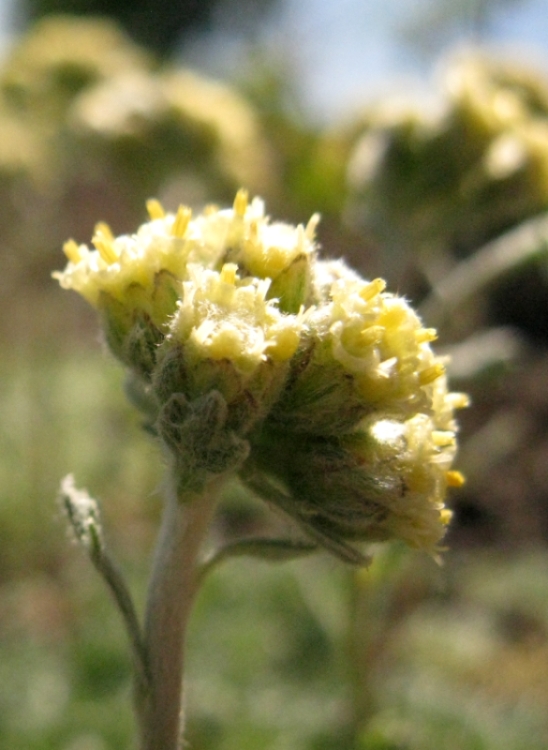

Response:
(3, 1), (548, 748)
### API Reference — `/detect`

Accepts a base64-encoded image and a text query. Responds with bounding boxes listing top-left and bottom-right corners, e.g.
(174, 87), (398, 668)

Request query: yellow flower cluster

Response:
(55, 190), (467, 556)
(173, 263), (301, 370)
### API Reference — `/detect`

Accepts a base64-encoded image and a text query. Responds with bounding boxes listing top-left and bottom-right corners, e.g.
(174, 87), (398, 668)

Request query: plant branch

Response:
(59, 475), (149, 691)
(137, 471), (224, 750)
(197, 536), (317, 585)
(419, 210), (548, 327)
(240, 467), (370, 567)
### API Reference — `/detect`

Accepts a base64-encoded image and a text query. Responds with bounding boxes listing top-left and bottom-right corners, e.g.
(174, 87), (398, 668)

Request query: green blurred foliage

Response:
(398, 0), (529, 59)
(0, 14), (273, 314)
(2, 11), (548, 750)
(346, 53), (548, 262)
(17, 0), (279, 58)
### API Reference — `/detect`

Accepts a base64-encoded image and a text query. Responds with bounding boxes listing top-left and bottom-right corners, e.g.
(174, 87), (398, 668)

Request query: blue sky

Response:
(189, 0), (548, 122)
(1, 0), (548, 122)
(267, 0), (548, 120)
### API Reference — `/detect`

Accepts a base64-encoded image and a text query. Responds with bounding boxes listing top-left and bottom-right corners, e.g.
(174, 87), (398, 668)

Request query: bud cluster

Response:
(348, 53), (548, 258)
(55, 190), (467, 556)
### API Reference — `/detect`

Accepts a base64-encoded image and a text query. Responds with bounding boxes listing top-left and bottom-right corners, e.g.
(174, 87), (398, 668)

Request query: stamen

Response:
(233, 188), (249, 217)
(94, 222), (114, 241)
(360, 325), (383, 346)
(220, 263), (238, 285)
(296, 224), (305, 252)
(418, 362), (445, 385)
(92, 224), (118, 264)
(146, 198), (165, 220)
(448, 392), (471, 409)
(432, 430), (455, 447)
(171, 205), (192, 238)
(360, 278), (386, 301)
(63, 239), (82, 264)
(446, 470), (465, 487)
(440, 508), (453, 525)
(305, 213), (320, 240)
(415, 328), (438, 344)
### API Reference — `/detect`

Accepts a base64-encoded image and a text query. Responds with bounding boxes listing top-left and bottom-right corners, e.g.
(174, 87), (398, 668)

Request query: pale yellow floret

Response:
(94, 222), (114, 241)
(360, 278), (386, 301)
(378, 302), (409, 329)
(432, 430), (456, 448)
(240, 220), (314, 280)
(198, 324), (245, 361)
(371, 413), (458, 552)
(171, 262), (304, 373)
(265, 324), (301, 361)
(63, 238), (83, 264)
(447, 392), (471, 410)
(54, 195), (344, 361)
(440, 508), (453, 525)
(220, 263), (237, 285)
(305, 213), (320, 241)
(415, 328), (438, 344)
(322, 274), (449, 418)
(359, 325), (384, 346)
(233, 188), (249, 217)
(171, 205), (192, 238)
(418, 362), (445, 386)
(92, 222), (118, 265)
(146, 198), (166, 220)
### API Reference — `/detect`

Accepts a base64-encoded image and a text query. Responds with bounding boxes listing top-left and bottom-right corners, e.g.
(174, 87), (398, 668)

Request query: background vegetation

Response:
(2, 2), (548, 748)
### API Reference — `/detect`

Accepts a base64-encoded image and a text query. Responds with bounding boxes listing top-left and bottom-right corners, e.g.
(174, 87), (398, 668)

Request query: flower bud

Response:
(269, 260), (449, 435)
(347, 54), (548, 258)
(253, 412), (461, 554)
(155, 261), (304, 434)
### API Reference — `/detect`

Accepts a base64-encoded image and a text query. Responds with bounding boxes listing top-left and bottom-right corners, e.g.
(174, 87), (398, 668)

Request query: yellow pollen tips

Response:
(446, 470), (465, 488)
(220, 263), (238, 285)
(171, 205), (192, 238)
(360, 278), (386, 302)
(306, 213), (320, 240)
(449, 392), (471, 410)
(432, 430), (455, 447)
(418, 362), (445, 385)
(92, 223), (118, 264)
(360, 325), (383, 346)
(63, 239), (82, 264)
(94, 222), (114, 241)
(146, 198), (165, 220)
(415, 328), (438, 344)
(266, 328), (300, 361)
(440, 508), (453, 525)
(233, 188), (249, 217)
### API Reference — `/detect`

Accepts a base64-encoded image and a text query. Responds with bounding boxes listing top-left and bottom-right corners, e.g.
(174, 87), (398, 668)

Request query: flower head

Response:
(55, 190), (467, 558)
(268, 259), (454, 436)
(253, 412), (463, 555)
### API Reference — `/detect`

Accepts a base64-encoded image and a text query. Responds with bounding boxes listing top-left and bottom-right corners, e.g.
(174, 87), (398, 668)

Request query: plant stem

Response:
(419, 210), (548, 328)
(137, 472), (223, 750)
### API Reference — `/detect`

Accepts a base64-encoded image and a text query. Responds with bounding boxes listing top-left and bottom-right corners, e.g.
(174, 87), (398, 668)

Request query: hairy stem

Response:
(137, 473), (223, 750)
